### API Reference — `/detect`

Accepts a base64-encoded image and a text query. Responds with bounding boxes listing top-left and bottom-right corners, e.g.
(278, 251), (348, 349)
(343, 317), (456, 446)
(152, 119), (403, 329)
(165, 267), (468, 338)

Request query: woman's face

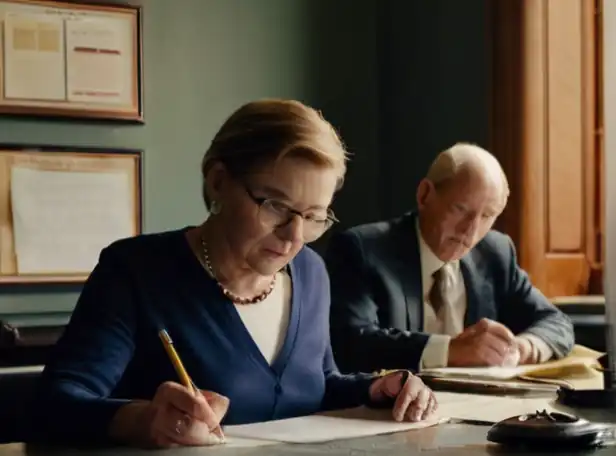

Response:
(211, 156), (340, 276)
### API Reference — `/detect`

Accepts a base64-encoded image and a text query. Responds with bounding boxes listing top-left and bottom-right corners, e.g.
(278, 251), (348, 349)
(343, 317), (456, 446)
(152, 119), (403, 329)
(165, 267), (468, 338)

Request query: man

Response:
(325, 143), (574, 374)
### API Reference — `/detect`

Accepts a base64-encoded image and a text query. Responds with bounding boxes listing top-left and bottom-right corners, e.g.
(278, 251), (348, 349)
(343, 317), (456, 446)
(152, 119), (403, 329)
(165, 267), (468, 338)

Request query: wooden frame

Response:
(0, 144), (143, 285)
(0, 0), (143, 122)
(591, 0), (605, 294)
(489, 0), (601, 297)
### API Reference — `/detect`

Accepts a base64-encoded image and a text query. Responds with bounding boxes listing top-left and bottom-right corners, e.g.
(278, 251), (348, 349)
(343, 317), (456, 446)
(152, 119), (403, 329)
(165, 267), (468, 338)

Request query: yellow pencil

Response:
(158, 329), (226, 441)
(159, 329), (193, 390)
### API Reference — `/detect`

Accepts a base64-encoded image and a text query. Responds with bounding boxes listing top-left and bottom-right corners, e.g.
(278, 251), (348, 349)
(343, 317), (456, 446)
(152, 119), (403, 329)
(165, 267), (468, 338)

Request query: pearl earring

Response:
(210, 200), (222, 215)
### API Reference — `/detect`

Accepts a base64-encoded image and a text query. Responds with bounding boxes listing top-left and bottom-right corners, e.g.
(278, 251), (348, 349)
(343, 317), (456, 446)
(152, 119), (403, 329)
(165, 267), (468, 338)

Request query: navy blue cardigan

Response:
(30, 229), (375, 444)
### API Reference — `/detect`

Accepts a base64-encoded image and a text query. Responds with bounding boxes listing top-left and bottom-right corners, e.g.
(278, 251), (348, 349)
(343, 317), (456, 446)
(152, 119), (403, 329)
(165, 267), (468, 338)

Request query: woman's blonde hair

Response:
(201, 99), (348, 208)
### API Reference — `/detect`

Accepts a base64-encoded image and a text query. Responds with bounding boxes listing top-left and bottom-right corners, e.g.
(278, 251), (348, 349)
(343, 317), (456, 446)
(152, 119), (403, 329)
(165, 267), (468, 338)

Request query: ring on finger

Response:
(174, 419), (182, 435)
(174, 414), (191, 435)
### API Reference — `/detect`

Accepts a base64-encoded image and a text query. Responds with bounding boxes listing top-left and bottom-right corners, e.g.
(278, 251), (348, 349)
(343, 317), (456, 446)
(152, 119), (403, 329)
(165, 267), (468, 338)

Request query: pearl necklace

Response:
(200, 236), (276, 305)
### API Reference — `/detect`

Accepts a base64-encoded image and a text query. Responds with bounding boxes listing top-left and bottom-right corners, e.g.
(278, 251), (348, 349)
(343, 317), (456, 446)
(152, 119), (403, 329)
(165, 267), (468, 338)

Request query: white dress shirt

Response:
(416, 221), (554, 369)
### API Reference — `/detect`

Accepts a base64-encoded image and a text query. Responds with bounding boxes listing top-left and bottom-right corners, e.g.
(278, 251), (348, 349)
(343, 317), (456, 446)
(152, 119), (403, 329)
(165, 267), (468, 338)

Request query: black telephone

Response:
(487, 410), (614, 449)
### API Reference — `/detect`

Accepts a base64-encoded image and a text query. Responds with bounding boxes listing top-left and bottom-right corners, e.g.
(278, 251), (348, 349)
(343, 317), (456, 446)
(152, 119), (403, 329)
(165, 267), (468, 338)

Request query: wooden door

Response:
(489, 0), (602, 297)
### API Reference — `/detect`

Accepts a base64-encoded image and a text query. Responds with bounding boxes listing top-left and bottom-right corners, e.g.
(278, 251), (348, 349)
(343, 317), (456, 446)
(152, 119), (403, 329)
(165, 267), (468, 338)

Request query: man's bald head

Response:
(426, 143), (509, 206)
(416, 143), (509, 262)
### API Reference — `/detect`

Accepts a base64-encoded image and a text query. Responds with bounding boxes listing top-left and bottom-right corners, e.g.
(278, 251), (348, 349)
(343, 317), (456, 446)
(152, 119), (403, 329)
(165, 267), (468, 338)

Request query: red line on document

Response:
(73, 47), (121, 55)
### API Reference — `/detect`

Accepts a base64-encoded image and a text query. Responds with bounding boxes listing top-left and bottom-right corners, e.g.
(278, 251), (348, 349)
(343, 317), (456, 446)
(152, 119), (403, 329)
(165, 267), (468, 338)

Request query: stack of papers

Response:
(421, 345), (603, 382)
(434, 391), (571, 423)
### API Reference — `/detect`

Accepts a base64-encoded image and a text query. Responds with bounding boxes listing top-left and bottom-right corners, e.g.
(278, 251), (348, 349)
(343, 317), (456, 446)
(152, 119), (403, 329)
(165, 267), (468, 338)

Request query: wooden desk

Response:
(2, 398), (616, 456)
(0, 417), (614, 456)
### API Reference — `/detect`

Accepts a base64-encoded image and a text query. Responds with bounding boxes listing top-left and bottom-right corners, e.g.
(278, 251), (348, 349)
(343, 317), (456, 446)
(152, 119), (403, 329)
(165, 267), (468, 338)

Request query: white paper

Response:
(224, 393), (571, 445)
(3, 12), (66, 101)
(65, 17), (132, 105)
(10, 167), (134, 274)
(224, 409), (442, 444)
(434, 391), (567, 424)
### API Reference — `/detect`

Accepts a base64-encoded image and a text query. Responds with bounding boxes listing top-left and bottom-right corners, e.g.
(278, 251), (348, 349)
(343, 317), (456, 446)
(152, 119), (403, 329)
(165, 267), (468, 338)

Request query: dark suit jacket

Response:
(325, 212), (575, 374)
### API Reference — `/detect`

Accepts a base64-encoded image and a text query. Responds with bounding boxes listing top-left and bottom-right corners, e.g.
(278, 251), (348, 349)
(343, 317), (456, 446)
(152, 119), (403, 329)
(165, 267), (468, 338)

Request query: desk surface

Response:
(0, 385), (610, 455)
(1, 418), (615, 456)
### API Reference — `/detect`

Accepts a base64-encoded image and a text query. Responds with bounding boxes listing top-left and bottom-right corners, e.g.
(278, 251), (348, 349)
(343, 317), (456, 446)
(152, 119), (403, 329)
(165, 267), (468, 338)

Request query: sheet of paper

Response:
(3, 12), (66, 101)
(10, 166), (134, 274)
(65, 17), (133, 105)
(224, 408), (442, 444)
(434, 391), (568, 423)
(216, 392), (574, 446)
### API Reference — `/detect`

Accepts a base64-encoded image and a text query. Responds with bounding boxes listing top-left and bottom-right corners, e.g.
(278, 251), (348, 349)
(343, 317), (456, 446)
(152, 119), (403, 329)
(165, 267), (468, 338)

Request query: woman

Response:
(30, 99), (437, 448)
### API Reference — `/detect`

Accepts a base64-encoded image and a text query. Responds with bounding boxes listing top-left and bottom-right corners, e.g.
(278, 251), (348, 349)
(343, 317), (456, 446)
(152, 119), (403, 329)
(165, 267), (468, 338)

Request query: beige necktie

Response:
(429, 263), (460, 335)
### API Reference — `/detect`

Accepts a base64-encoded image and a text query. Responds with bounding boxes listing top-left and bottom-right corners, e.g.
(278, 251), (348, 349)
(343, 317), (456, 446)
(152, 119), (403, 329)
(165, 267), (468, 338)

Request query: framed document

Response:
(0, 0), (143, 122)
(0, 144), (143, 284)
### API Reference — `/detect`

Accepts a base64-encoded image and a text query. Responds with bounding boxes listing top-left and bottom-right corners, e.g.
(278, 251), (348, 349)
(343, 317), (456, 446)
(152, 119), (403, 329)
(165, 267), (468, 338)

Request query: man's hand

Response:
(448, 318), (518, 367)
(514, 336), (534, 365)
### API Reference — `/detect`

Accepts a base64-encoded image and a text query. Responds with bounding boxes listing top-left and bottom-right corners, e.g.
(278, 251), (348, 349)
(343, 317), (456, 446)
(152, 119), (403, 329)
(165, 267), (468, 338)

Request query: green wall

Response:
(0, 0), (380, 326)
(377, 0), (489, 218)
(0, 0), (489, 327)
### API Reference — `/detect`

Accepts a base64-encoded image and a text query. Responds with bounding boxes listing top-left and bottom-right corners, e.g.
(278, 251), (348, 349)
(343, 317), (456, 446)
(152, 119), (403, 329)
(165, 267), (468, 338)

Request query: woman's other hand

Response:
(369, 371), (437, 422)
(110, 382), (228, 448)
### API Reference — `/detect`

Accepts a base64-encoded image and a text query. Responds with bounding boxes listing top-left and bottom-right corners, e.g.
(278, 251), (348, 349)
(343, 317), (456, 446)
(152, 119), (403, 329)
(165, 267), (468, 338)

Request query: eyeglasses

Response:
(242, 184), (337, 242)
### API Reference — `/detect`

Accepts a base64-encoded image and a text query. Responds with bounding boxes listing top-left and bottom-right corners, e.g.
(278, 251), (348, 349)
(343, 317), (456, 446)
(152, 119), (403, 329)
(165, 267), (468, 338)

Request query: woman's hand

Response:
(110, 382), (229, 448)
(369, 371), (437, 422)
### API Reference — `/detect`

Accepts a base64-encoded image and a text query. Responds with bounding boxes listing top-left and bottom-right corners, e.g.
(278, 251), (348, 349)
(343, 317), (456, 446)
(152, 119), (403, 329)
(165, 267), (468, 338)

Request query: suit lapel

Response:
(391, 214), (424, 332)
(391, 213), (495, 331)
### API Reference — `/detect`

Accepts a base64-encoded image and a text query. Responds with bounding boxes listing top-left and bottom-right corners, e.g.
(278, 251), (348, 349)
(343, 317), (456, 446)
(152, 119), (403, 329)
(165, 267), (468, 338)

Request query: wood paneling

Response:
(546, 0), (584, 252)
(489, 0), (600, 297)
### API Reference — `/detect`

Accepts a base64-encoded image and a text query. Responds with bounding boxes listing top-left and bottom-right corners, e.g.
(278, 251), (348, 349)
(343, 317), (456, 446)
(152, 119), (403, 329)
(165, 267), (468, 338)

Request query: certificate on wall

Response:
(0, 1), (142, 122)
(11, 167), (134, 275)
(0, 145), (143, 284)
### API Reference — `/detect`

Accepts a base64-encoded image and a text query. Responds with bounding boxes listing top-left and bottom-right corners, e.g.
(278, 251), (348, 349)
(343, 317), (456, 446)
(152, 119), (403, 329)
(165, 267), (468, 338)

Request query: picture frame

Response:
(0, 144), (143, 284)
(0, 0), (143, 122)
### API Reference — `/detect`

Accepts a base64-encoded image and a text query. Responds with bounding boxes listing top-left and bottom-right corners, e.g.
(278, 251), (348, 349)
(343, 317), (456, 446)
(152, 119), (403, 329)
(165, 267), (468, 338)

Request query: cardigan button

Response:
(275, 384), (282, 394)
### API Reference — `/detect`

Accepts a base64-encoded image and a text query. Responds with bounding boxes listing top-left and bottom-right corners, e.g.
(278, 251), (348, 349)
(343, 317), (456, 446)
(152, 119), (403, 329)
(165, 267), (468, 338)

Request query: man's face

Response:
(417, 169), (505, 262)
